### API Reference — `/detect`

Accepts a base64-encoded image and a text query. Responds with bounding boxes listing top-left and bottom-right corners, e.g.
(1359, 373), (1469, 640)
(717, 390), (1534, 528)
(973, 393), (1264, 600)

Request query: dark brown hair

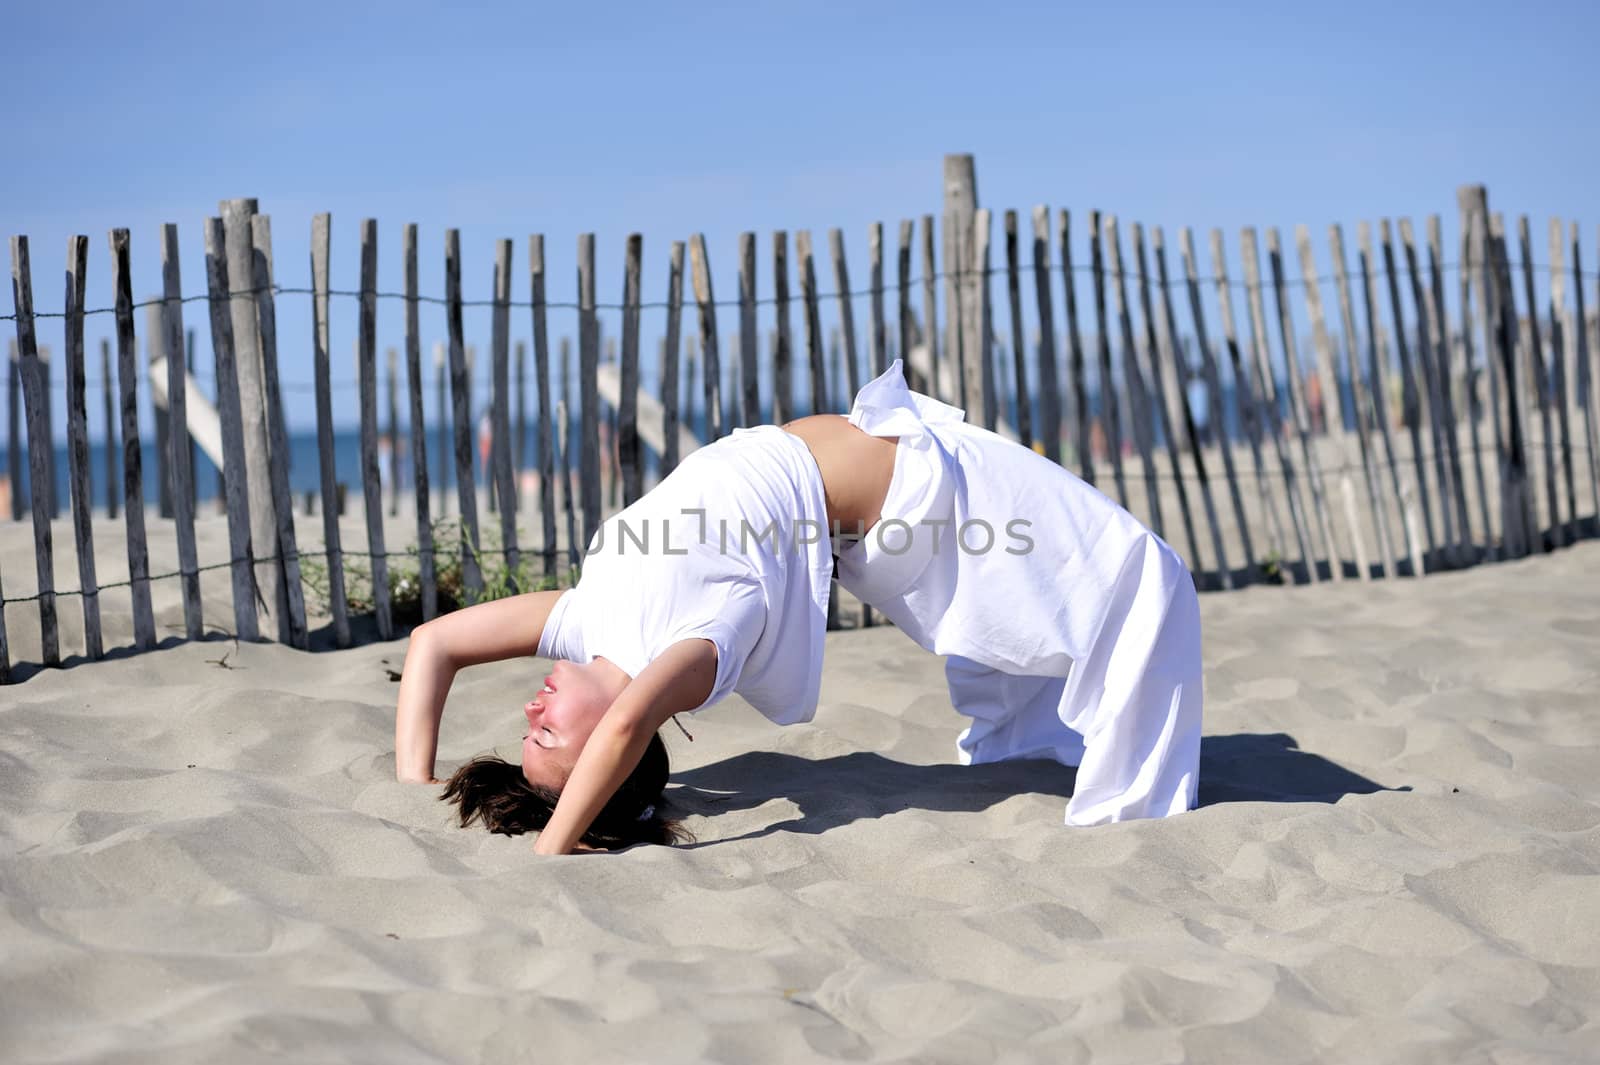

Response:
(440, 731), (690, 849)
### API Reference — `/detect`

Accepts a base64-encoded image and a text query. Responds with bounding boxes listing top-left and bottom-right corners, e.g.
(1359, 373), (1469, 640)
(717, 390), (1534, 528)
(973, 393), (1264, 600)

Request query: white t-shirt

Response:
(536, 425), (835, 723)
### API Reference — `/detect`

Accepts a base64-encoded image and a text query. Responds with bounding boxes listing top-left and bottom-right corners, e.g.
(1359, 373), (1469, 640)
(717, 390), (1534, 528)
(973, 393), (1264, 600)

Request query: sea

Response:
(3, 379), (1309, 516)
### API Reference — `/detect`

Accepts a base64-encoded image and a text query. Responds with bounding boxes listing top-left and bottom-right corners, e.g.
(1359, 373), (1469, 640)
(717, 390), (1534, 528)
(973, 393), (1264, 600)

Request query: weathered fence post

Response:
(309, 214), (350, 646)
(1516, 216), (1560, 547)
(869, 222), (888, 380)
(1003, 211), (1033, 449)
(920, 214), (940, 399)
(1469, 203), (1512, 557)
(662, 241), (686, 474)
(972, 210), (996, 430)
(736, 232), (759, 429)
(1456, 192), (1498, 556)
(896, 220), (914, 377)
(403, 224), (435, 622)
(687, 234), (724, 442)
(943, 173), (971, 396)
(1104, 215), (1163, 536)
(491, 238), (520, 581)
(356, 219), (393, 639)
(1425, 217), (1473, 559)
(63, 235), (102, 658)
(1061, 212), (1092, 482)
(796, 231), (827, 417)
(107, 230), (158, 650)
(1031, 207), (1062, 466)
(221, 198), (282, 633)
(1484, 207), (1536, 557)
(160, 225), (202, 638)
(577, 234), (602, 551)
(1489, 214), (1522, 552)
(250, 216), (309, 648)
(530, 235), (558, 577)
(203, 218), (260, 639)
(1090, 211), (1128, 508)
(5, 342), (19, 521)
(621, 233), (645, 505)
(771, 233), (793, 426)
(445, 229), (483, 598)
(1572, 224), (1600, 520)
(1545, 219), (1578, 542)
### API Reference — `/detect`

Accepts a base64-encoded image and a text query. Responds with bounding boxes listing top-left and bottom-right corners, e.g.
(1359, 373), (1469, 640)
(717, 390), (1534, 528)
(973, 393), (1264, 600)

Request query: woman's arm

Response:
(394, 589), (569, 783)
(532, 637), (718, 854)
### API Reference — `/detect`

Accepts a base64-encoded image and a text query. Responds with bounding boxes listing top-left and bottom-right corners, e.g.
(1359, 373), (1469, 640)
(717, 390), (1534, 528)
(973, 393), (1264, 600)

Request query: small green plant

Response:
(1258, 550), (1284, 584)
(299, 516), (576, 629)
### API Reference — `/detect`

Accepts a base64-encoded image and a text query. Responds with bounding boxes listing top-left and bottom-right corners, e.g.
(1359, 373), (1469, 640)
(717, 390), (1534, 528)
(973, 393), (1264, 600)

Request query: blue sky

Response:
(5, 0), (1597, 437)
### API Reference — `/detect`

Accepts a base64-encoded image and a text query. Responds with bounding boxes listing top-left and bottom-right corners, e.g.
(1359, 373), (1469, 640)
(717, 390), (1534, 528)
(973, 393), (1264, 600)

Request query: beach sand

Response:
(1, 509), (1598, 1064)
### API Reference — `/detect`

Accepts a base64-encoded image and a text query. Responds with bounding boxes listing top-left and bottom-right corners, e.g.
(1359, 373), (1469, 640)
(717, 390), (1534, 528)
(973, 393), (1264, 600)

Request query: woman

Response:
(394, 358), (1204, 852)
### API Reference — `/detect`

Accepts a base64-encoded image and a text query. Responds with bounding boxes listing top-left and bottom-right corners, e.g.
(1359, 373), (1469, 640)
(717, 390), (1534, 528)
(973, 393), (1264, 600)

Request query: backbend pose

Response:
(394, 359), (1203, 853)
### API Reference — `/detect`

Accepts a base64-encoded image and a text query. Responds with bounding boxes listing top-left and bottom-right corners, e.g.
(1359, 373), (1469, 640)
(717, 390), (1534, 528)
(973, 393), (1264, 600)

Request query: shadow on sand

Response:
(668, 732), (1406, 844)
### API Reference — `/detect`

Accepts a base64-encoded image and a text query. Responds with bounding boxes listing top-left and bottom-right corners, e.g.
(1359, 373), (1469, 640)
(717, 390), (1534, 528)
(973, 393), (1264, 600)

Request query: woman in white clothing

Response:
(393, 359), (1204, 853)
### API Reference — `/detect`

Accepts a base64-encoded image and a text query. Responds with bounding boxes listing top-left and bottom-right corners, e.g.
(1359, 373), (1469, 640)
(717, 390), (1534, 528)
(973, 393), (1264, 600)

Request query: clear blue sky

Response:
(5, 0), (1597, 436)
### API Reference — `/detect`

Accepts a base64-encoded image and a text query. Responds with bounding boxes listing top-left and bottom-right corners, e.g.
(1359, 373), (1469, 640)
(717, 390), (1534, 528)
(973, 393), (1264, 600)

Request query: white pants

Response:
(948, 568), (1203, 827)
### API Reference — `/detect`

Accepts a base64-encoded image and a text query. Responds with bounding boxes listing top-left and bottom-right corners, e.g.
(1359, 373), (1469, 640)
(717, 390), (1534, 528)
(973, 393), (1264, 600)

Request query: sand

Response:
(2, 508), (1598, 1064)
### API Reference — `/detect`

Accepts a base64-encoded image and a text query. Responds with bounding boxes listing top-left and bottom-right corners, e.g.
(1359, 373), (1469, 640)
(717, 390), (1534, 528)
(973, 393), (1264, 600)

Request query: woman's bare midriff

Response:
(780, 414), (898, 540)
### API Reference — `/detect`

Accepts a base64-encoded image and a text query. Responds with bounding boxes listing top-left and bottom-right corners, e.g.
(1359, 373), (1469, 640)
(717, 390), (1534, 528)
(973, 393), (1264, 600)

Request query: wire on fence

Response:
(5, 259), (1598, 325)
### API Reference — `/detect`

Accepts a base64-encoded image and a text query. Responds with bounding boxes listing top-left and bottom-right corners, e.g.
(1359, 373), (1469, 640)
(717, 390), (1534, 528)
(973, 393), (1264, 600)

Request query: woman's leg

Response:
(947, 535), (1203, 827)
(946, 656), (1086, 767)
(1056, 545), (1203, 826)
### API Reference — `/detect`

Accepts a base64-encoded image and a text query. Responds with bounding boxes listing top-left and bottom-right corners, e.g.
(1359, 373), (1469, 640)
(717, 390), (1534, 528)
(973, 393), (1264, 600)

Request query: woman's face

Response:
(520, 657), (624, 790)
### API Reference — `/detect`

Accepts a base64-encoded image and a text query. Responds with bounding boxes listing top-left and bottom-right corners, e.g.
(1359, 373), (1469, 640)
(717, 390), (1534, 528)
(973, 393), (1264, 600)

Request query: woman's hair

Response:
(439, 731), (690, 849)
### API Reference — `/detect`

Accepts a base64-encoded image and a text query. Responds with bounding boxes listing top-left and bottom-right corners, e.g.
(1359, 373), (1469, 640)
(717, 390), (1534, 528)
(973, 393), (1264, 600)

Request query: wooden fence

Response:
(3, 161), (1598, 681)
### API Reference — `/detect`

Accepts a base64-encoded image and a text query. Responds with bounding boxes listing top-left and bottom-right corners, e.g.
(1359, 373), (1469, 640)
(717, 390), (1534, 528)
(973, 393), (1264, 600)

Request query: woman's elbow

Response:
(404, 619), (454, 671)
